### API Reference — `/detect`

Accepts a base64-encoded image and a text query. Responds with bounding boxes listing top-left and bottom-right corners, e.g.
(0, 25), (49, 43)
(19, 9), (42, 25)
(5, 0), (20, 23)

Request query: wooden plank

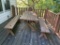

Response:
(1, 21), (60, 45)
(12, 28), (25, 45)
(0, 29), (6, 36)
(39, 17), (50, 33)
(20, 28), (30, 45)
(4, 15), (19, 29)
(20, 11), (38, 22)
(2, 22), (21, 45)
(0, 30), (7, 41)
(27, 23), (36, 31)
(0, 30), (9, 45)
(8, 30), (14, 36)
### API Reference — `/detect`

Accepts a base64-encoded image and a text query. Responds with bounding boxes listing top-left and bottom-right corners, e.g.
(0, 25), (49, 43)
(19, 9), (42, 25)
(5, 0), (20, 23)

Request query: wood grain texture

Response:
(39, 17), (50, 33)
(5, 15), (19, 29)
(0, 19), (60, 45)
(20, 11), (38, 22)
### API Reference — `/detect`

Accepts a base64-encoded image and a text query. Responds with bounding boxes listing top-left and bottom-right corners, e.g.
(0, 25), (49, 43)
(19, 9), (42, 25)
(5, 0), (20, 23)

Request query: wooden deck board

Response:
(0, 29), (6, 36)
(0, 20), (60, 45)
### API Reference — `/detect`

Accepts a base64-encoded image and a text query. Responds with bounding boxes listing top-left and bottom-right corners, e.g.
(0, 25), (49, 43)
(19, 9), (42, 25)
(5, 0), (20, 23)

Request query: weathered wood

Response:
(39, 17), (50, 39)
(39, 33), (47, 39)
(9, 29), (14, 36)
(20, 11), (38, 22)
(4, 15), (19, 36)
(1, 21), (60, 45)
(44, 9), (60, 38)
(27, 23), (35, 31)
(5, 15), (19, 29)
(16, 8), (44, 17)
(11, 5), (15, 17)
(0, 30), (9, 45)
(45, 10), (59, 32)
(39, 17), (50, 33)
(20, 11), (39, 32)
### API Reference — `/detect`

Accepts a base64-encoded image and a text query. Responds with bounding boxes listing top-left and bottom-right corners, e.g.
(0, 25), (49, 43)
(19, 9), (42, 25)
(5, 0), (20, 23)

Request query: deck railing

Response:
(16, 7), (45, 17)
(44, 9), (60, 37)
(12, 7), (60, 37)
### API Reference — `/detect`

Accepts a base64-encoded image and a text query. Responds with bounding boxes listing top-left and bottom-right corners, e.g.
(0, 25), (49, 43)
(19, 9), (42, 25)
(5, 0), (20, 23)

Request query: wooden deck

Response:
(0, 19), (60, 45)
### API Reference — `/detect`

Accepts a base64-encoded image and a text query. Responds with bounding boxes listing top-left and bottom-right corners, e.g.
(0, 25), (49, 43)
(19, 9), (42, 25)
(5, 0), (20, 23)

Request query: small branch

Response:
(21, 0), (30, 6)
(35, 0), (40, 4)
(32, 0), (40, 4)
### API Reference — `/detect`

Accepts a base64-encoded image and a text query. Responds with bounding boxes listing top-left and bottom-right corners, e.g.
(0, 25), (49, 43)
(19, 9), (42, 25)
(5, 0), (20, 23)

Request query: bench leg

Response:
(39, 33), (47, 39)
(43, 33), (47, 39)
(9, 30), (14, 36)
(27, 23), (35, 31)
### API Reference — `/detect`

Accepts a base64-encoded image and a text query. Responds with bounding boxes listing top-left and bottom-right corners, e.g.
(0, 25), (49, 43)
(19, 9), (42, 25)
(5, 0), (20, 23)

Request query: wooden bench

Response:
(0, 18), (13, 45)
(4, 15), (19, 36)
(38, 17), (50, 39)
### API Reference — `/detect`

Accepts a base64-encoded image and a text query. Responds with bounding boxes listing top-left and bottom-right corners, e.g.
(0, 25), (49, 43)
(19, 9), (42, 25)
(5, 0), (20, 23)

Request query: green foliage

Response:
(28, 0), (54, 9)
(29, 0), (60, 13)
(35, 0), (54, 9)
(52, 0), (60, 13)
(19, 0), (60, 13)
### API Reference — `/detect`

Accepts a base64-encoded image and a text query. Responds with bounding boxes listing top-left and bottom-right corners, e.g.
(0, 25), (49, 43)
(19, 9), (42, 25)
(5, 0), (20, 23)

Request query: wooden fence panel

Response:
(16, 8), (44, 17)
(44, 9), (60, 37)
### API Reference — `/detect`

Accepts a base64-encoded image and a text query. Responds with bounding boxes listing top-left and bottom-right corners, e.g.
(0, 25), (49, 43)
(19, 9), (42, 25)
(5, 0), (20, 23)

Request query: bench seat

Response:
(39, 17), (50, 33)
(38, 17), (50, 39)
(4, 15), (19, 36)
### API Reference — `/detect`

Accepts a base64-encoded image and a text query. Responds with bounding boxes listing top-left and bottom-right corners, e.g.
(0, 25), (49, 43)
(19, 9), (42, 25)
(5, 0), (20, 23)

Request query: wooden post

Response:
(55, 14), (60, 33)
(11, 5), (15, 17)
(9, 30), (14, 36)
(44, 9), (48, 19)
(39, 33), (47, 39)
(16, 7), (18, 15)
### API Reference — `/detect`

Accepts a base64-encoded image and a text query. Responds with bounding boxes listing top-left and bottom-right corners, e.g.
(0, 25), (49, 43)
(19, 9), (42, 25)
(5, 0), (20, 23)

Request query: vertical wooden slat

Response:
(56, 15), (60, 32)
(11, 6), (15, 17)
(16, 7), (18, 15)
(16, 7), (60, 37)
(44, 9), (60, 36)
(16, 7), (45, 17)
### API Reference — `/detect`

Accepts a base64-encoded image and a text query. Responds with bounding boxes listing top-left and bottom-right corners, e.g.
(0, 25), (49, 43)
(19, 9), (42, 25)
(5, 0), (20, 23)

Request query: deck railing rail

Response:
(44, 9), (60, 37)
(16, 7), (45, 17)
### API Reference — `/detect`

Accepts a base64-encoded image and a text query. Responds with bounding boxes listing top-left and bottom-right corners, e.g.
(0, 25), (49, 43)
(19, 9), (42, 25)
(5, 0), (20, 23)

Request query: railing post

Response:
(11, 5), (16, 17)
(18, 8), (20, 15)
(55, 14), (60, 33)
(16, 7), (18, 15)
(44, 9), (48, 19)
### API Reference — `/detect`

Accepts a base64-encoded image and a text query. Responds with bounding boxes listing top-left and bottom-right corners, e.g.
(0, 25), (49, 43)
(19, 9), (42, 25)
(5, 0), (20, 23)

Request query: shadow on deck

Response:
(0, 18), (60, 45)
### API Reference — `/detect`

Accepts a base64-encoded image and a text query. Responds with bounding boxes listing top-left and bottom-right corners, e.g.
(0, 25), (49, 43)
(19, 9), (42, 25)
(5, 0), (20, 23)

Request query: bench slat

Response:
(39, 17), (50, 33)
(5, 15), (19, 29)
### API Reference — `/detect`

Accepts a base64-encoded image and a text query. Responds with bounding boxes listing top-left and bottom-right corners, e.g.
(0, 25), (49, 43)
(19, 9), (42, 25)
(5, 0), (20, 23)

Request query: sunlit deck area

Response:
(0, 18), (60, 45)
